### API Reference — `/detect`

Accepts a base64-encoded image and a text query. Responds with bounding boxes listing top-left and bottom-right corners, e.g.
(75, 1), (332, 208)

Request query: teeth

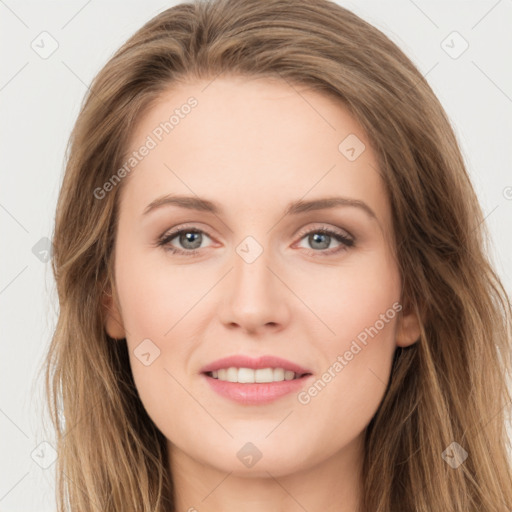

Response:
(210, 367), (301, 383)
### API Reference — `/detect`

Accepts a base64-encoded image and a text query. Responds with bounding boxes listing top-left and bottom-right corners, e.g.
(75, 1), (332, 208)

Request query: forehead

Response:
(119, 75), (389, 229)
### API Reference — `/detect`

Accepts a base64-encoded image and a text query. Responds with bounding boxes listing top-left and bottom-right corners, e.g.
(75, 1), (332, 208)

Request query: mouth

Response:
(200, 354), (313, 404)
(201, 365), (313, 405)
(203, 367), (312, 383)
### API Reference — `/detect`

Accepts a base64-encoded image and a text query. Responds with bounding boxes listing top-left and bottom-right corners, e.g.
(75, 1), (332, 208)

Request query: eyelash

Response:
(156, 224), (355, 258)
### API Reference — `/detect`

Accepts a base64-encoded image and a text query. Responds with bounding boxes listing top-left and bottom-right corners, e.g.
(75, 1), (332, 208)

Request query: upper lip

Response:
(200, 355), (312, 376)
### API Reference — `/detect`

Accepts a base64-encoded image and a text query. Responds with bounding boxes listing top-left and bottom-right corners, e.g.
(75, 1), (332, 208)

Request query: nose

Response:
(218, 243), (291, 335)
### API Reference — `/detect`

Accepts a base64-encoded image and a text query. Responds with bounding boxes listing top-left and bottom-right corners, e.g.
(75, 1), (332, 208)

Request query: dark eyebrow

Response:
(142, 194), (377, 219)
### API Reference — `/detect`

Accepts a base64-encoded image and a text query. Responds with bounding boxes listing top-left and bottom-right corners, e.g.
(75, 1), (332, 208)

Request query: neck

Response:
(168, 432), (364, 512)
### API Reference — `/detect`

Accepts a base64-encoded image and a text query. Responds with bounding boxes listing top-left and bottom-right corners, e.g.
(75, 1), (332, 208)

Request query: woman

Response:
(44, 0), (512, 510)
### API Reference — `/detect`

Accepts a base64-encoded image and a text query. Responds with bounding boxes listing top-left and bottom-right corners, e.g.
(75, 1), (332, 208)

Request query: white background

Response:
(1, 1), (511, 510)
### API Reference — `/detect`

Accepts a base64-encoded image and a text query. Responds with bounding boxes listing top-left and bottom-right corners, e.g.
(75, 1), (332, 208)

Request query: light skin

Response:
(103, 74), (420, 512)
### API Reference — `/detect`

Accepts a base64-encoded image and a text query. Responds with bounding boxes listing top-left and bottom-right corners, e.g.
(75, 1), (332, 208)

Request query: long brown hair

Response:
(43, 0), (512, 510)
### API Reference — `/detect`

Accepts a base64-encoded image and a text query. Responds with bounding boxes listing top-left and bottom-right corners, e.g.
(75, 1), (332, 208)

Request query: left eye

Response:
(295, 228), (354, 254)
(157, 226), (354, 256)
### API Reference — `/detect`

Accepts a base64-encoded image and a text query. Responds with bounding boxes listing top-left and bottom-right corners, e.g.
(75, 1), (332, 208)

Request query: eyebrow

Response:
(142, 194), (377, 219)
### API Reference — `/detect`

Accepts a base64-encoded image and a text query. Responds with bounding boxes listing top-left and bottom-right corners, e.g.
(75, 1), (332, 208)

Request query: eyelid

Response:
(294, 223), (354, 242)
(158, 222), (353, 241)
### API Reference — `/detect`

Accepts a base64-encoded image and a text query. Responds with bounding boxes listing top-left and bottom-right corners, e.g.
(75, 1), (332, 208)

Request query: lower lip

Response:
(202, 373), (313, 405)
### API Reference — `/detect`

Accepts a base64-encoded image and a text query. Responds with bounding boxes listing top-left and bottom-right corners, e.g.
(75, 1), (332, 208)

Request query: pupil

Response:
(181, 231), (202, 249)
(310, 232), (330, 250)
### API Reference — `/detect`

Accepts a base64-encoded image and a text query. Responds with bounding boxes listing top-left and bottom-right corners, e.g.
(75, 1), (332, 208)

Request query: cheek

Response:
(301, 312), (397, 448)
(300, 249), (400, 416)
(114, 248), (197, 436)
(113, 242), (213, 401)
(311, 246), (401, 349)
(115, 245), (200, 338)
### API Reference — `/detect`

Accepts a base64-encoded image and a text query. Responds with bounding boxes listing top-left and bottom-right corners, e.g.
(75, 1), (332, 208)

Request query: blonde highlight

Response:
(44, 0), (512, 510)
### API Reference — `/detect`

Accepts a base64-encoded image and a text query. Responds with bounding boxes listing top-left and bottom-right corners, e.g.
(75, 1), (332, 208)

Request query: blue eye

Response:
(157, 225), (354, 257)
(295, 228), (354, 255)
(157, 228), (210, 257)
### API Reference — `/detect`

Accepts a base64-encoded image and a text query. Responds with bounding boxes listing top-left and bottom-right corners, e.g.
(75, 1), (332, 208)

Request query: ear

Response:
(101, 284), (126, 340)
(395, 303), (421, 348)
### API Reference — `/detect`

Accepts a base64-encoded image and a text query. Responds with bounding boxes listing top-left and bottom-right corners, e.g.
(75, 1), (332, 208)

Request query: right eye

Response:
(157, 227), (214, 256)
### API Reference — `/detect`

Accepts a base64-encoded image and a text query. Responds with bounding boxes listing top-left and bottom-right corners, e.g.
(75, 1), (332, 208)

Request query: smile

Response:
(206, 367), (306, 383)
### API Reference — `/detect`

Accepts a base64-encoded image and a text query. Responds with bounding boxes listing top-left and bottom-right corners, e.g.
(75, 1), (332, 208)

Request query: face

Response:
(103, 75), (420, 478)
